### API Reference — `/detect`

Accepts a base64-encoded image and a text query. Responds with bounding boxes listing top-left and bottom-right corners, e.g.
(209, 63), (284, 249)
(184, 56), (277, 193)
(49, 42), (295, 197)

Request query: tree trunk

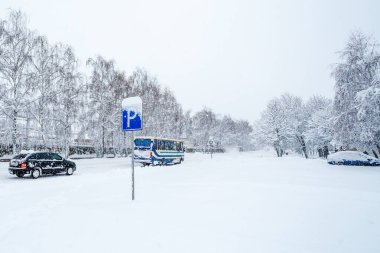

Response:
(102, 125), (105, 158)
(12, 110), (18, 155)
(24, 117), (30, 150)
(64, 126), (70, 159)
(273, 143), (280, 157)
(41, 121), (46, 148)
(297, 135), (308, 159)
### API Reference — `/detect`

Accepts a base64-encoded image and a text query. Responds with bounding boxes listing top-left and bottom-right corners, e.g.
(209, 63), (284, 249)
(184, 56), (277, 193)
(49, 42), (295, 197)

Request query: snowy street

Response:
(1, 152), (379, 253)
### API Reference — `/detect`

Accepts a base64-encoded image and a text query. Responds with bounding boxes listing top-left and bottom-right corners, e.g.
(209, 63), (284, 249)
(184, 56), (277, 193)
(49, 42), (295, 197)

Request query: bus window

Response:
(156, 140), (160, 150)
(134, 139), (151, 147)
(157, 140), (163, 150)
(146, 139), (183, 151)
(164, 140), (168, 150)
(168, 141), (174, 150)
(162, 140), (166, 150)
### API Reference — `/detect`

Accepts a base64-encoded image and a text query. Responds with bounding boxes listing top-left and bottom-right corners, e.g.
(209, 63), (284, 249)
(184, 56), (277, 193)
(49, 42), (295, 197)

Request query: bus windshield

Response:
(134, 138), (151, 147)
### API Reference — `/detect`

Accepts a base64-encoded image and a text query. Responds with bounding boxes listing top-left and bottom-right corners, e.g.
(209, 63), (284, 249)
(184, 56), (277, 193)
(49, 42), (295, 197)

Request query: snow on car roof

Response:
(328, 151), (378, 161)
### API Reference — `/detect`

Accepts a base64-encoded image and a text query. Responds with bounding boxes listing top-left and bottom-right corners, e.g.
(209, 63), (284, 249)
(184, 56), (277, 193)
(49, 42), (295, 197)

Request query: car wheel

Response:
(31, 168), (40, 179)
(16, 172), (24, 178)
(66, 167), (74, 175)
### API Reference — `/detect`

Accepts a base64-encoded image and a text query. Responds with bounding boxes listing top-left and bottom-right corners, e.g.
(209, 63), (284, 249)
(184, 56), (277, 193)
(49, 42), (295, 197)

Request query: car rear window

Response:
(28, 154), (37, 159)
(12, 154), (28, 160)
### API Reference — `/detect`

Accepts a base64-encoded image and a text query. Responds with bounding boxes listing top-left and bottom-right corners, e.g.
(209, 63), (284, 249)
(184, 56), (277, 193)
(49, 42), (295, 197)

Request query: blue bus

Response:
(134, 137), (185, 166)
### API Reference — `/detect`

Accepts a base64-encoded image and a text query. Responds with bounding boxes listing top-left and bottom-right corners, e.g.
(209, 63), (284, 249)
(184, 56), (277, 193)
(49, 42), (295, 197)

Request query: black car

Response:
(8, 152), (76, 179)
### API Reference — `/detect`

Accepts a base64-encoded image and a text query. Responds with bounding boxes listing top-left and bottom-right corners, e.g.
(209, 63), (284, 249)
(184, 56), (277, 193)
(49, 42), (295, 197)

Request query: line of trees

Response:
(254, 32), (380, 158)
(0, 10), (253, 157)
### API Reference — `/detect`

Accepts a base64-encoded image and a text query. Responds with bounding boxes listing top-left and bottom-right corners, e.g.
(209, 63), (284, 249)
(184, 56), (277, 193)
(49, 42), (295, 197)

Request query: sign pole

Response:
(122, 96), (142, 201)
(131, 131), (135, 201)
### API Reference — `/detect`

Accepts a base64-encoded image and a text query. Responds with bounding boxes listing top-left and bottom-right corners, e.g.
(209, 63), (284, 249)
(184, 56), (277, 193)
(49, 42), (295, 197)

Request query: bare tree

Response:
(28, 36), (60, 148)
(86, 56), (118, 157)
(0, 10), (36, 154)
(54, 45), (84, 158)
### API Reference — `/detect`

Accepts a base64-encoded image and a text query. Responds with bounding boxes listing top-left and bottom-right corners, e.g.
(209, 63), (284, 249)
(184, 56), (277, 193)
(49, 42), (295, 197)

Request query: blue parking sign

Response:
(122, 110), (142, 131)
(122, 97), (143, 131)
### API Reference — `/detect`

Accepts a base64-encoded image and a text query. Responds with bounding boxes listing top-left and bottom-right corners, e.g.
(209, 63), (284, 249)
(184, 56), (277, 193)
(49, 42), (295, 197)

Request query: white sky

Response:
(1, 0), (379, 123)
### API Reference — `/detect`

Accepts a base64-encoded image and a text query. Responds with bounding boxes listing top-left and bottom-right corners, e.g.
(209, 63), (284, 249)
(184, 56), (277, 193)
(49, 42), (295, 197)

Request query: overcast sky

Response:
(1, 0), (379, 123)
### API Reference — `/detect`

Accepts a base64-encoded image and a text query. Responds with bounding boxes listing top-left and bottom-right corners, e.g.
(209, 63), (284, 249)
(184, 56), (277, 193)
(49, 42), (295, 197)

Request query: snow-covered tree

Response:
(280, 94), (309, 158)
(332, 31), (380, 153)
(86, 56), (119, 157)
(0, 10), (254, 156)
(256, 94), (330, 158)
(189, 108), (215, 148)
(256, 98), (288, 156)
(28, 36), (60, 148)
(356, 73), (380, 156)
(54, 45), (84, 158)
(0, 10), (36, 154)
(234, 120), (253, 150)
(304, 96), (334, 154)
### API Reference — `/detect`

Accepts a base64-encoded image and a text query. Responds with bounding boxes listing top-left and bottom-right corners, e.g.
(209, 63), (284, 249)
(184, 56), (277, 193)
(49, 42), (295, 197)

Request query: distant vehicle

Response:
(134, 137), (185, 166)
(8, 152), (76, 179)
(327, 151), (380, 166)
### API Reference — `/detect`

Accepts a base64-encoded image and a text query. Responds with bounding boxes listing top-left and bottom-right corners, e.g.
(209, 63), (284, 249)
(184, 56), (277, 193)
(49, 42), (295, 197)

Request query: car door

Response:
(51, 153), (64, 172)
(37, 153), (51, 171)
(27, 153), (38, 168)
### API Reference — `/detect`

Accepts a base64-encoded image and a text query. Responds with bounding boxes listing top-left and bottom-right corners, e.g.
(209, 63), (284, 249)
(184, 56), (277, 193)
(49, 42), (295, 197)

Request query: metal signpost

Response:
(122, 97), (142, 201)
(208, 138), (214, 159)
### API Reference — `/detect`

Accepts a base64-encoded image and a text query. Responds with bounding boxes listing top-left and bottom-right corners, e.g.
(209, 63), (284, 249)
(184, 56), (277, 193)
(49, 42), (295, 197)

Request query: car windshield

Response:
(134, 138), (151, 147)
(12, 154), (28, 160)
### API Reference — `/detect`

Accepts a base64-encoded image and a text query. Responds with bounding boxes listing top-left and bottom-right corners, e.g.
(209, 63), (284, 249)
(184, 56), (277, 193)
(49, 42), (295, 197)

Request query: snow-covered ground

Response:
(0, 151), (379, 253)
